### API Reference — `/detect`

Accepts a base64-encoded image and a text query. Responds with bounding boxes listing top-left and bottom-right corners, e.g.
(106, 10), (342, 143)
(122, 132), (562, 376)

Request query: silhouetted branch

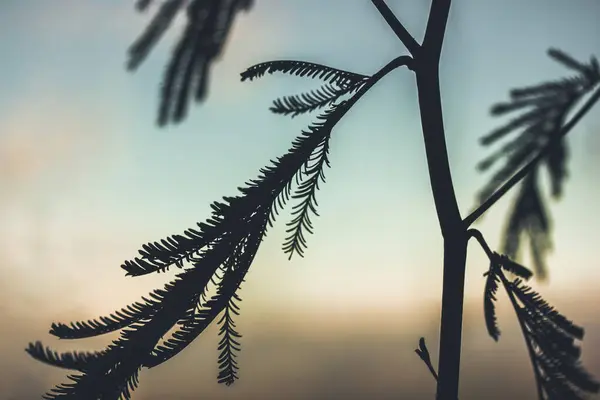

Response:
(469, 228), (599, 399)
(415, 337), (439, 382)
(371, 0), (421, 56)
(465, 83), (600, 227)
(30, 55), (415, 399)
(468, 229), (533, 341)
(421, 0), (451, 65)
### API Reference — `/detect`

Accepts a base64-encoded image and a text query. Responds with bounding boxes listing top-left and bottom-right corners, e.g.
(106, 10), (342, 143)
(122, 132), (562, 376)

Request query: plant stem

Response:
(411, 1), (468, 399)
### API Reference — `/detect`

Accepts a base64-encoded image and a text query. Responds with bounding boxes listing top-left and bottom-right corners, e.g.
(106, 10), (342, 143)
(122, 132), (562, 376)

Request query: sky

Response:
(0, 0), (599, 399)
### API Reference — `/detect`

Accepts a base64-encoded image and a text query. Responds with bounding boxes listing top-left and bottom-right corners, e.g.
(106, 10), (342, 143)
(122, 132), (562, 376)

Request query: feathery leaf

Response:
(270, 82), (364, 117)
(495, 253), (533, 280)
(31, 58), (402, 399)
(282, 123), (332, 258)
(504, 278), (600, 399)
(129, 0), (254, 126)
(145, 211), (266, 368)
(128, 0), (186, 71)
(26, 342), (106, 372)
(241, 60), (368, 87)
(49, 296), (164, 339)
(217, 293), (243, 386)
(548, 48), (593, 77)
(475, 48), (600, 280)
(483, 261), (502, 341)
(501, 172), (552, 280)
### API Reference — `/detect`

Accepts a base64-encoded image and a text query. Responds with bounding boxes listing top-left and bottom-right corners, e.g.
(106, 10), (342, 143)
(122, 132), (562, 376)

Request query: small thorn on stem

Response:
(414, 337), (439, 382)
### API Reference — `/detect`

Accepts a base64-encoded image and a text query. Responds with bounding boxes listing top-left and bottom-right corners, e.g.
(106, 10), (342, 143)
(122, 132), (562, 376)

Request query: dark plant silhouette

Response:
(475, 49), (600, 280)
(469, 229), (600, 399)
(127, 0), (254, 126)
(28, 1), (600, 399)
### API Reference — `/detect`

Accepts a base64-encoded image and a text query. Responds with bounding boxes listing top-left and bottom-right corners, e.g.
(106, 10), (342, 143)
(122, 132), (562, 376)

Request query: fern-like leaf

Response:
(26, 342), (106, 372)
(483, 252), (532, 341)
(34, 254), (226, 398)
(121, 114), (337, 277)
(49, 296), (164, 339)
(270, 82), (363, 117)
(217, 293), (243, 386)
(502, 172), (552, 280)
(282, 125), (331, 258)
(495, 253), (533, 280)
(509, 76), (589, 100)
(32, 59), (398, 398)
(42, 368), (141, 400)
(502, 276), (600, 399)
(475, 48), (600, 280)
(548, 48), (599, 81)
(511, 280), (583, 339)
(241, 60), (368, 87)
(128, 0), (254, 126)
(145, 211), (266, 368)
(483, 261), (502, 341)
(127, 0), (186, 71)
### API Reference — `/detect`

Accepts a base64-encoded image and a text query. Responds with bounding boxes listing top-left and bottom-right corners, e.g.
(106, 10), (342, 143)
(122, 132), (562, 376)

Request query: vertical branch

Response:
(414, 0), (460, 235)
(372, 4), (466, 397)
(412, 1), (468, 399)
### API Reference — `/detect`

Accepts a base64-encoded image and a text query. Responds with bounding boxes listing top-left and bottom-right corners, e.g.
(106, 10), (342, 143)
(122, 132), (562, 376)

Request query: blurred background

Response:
(0, 0), (599, 398)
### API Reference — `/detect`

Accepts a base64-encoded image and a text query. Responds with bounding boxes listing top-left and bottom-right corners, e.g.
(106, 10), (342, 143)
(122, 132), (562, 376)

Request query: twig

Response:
(466, 229), (494, 260)
(370, 0), (421, 56)
(414, 337), (439, 382)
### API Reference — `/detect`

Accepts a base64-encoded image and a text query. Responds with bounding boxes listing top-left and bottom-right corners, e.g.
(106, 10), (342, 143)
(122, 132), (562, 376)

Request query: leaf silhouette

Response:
(128, 0), (255, 126)
(482, 252), (532, 341)
(28, 65), (403, 396)
(548, 48), (600, 82)
(495, 253), (533, 280)
(128, 0), (186, 71)
(282, 121), (332, 258)
(37, 256), (226, 398)
(217, 293), (243, 386)
(145, 214), (265, 368)
(476, 48), (600, 279)
(270, 81), (365, 117)
(49, 296), (164, 339)
(483, 261), (502, 341)
(26, 342), (107, 372)
(502, 171), (552, 280)
(505, 278), (600, 399)
(241, 60), (368, 87)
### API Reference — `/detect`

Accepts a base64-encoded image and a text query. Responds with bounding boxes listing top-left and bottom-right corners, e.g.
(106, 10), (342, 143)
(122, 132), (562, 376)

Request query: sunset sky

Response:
(1, 1), (599, 399)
